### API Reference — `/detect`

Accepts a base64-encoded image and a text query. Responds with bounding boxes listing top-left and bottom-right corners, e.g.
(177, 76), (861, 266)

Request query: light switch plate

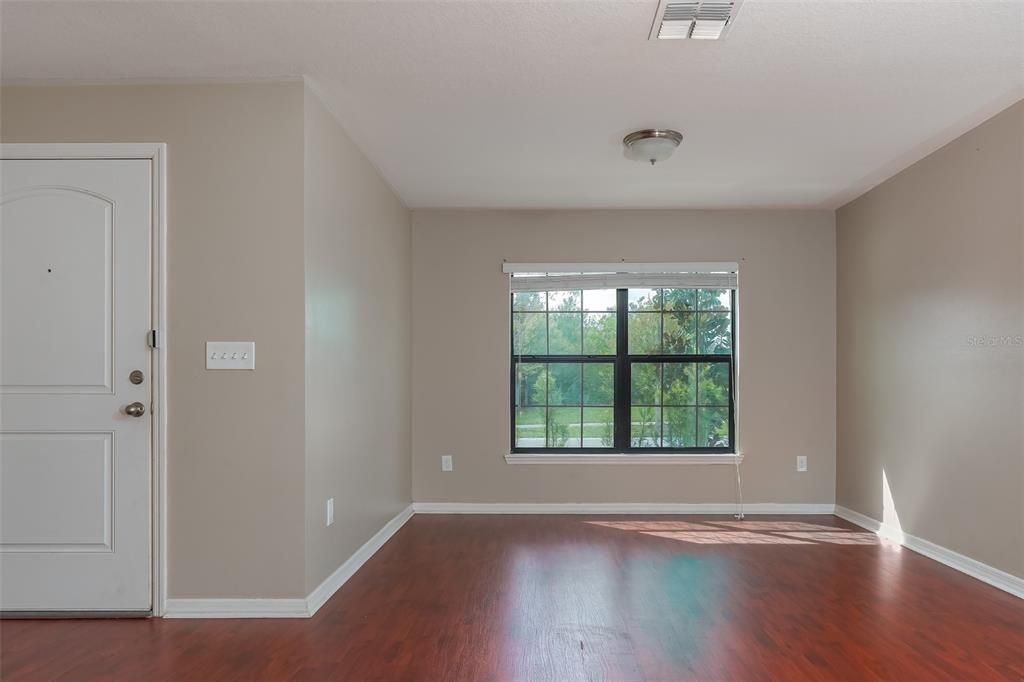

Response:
(441, 455), (453, 472)
(326, 498), (334, 527)
(206, 341), (255, 370)
(796, 455), (808, 472)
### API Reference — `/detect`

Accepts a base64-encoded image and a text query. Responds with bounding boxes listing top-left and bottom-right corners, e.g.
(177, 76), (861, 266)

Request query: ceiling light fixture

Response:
(623, 129), (683, 165)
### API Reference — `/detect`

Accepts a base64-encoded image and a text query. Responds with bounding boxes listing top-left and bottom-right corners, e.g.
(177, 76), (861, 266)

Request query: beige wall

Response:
(1, 83), (309, 597)
(836, 101), (1024, 577)
(411, 210), (836, 504)
(302, 86), (411, 593)
(1, 82), (414, 598)
(11, 79), (1013, 597)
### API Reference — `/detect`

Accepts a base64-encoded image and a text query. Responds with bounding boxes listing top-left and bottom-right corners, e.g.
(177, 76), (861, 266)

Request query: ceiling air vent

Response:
(649, 0), (743, 40)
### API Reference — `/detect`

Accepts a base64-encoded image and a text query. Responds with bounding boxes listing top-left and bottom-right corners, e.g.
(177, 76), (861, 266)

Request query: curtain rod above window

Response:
(502, 262), (739, 275)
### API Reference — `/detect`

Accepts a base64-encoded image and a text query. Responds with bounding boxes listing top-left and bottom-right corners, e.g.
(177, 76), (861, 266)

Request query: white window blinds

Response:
(503, 262), (738, 292)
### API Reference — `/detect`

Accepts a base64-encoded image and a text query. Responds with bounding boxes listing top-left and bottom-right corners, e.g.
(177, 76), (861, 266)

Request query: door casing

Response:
(0, 143), (168, 616)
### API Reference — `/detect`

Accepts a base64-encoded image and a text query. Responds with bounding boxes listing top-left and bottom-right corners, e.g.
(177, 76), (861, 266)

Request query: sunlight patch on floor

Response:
(712, 521), (837, 532)
(777, 531), (878, 545)
(586, 519), (880, 546)
(586, 520), (716, 532)
(642, 530), (816, 545)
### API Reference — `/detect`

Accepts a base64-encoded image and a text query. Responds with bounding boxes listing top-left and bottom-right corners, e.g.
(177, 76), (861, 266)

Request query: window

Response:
(510, 270), (736, 455)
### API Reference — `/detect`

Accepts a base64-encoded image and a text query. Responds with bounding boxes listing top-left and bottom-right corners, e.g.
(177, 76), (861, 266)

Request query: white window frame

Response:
(504, 262), (742, 465)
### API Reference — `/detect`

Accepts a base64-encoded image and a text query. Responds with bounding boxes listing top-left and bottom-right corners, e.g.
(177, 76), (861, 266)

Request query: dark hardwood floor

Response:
(2, 514), (1022, 681)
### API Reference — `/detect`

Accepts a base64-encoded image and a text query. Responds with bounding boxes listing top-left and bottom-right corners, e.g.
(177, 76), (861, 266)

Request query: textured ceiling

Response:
(2, 0), (1022, 209)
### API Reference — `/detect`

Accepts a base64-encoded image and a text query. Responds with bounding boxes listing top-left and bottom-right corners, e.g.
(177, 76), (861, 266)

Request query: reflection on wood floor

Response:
(3, 514), (1022, 681)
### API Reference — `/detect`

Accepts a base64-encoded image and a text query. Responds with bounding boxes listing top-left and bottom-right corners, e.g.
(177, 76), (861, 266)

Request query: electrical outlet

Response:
(796, 456), (807, 472)
(326, 498), (334, 526)
(441, 455), (453, 472)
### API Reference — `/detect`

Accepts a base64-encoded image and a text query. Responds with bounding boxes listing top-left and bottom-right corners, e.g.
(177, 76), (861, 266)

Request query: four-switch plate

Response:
(206, 341), (255, 370)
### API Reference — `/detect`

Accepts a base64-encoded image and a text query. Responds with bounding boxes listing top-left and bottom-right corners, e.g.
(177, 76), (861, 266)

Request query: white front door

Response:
(0, 157), (153, 612)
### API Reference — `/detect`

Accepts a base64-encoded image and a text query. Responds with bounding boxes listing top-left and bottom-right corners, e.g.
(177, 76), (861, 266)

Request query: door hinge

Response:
(149, 329), (160, 349)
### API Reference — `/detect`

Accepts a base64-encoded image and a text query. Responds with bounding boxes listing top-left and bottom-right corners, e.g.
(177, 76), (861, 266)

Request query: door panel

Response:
(0, 432), (112, 551)
(0, 158), (152, 612)
(1, 188), (113, 393)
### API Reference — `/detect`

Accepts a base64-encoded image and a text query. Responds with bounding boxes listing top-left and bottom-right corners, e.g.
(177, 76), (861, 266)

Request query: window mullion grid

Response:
(578, 364), (583, 449)
(513, 286), (735, 454)
(545, 297), (550, 447)
(614, 288), (629, 451)
(695, 353), (700, 445)
(579, 301), (584, 447)
(658, 290), (664, 447)
(543, 362), (548, 448)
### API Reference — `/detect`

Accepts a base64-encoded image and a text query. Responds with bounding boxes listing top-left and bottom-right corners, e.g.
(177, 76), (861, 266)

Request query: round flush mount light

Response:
(623, 129), (683, 165)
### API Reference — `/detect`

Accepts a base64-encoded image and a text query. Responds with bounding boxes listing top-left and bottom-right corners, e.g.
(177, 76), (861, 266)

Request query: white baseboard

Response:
(164, 504), (415, 619)
(412, 502), (835, 515)
(163, 598), (309, 619)
(832, 505), (892, 537)
(834, 505), (1023, 600)
(172, 502), (1023, 617)
(305, 504), (414, 617)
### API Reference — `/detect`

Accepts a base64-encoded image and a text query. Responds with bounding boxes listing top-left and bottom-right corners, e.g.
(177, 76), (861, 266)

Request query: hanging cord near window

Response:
(730, 357), (744, 519)
(733, 456), (744, 520)
(508, 267), (515, 455)
(731, 269), (743, 520)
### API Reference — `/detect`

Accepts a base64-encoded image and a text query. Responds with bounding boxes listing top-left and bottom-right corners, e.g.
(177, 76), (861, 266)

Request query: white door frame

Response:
(1, 143), (168, 616)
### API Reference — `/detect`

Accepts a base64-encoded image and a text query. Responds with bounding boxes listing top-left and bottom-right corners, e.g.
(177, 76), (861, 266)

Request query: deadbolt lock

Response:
(129, 370), (145, 385)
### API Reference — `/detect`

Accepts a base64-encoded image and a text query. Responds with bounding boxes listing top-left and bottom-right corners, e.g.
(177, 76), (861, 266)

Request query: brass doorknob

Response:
(124, 402), (146, 417)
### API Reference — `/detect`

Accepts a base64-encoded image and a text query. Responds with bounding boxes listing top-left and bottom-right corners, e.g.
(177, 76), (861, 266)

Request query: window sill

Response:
(505, 453), (743, 465)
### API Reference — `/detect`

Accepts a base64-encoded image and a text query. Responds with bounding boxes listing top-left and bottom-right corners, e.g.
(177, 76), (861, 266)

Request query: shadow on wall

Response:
(587, 520), (881, 546)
